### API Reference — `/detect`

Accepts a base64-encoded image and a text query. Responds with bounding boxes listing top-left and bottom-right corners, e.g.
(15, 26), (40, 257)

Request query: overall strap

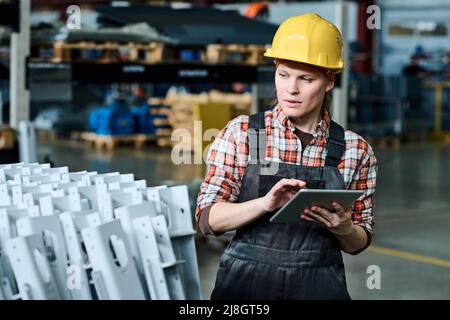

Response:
(325, 120), (345, 168)
(248, 112), (266, 163)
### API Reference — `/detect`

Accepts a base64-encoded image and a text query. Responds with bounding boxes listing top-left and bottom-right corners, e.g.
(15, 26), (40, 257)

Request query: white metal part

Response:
(23, 163), (50, 175)
(66, 171), (96, 185)
(74, 184), (114, 222)
(4, 167), (31, 180)
(114, 201), (159, 299)
(35, 192), (81, 216)
(133, 215), (185, 300)
(6, 180), (21, 189)
(133, 215), (170, 300)
(158, 185), (195, 237)
(149, 216), (177, 266)
(59, 211), (101, 300)
(110, 188), (143, 208)
(0, 208), (26, 245)
(31, 190), (65, 201)
(38, 196), (55, 216)
(0, 208), (27, 296)
(158, 186), (201, 299)
(11, 186), (23, 206)
(51, 193), (82, 212)
(0, 184), (11, 206)
(143, 186), (168, 215)
(0, 256), (17, 299)
(108, 180), (147, 191)
(57, 181), (89, 194)
(1, 163), (24, 168)
(170, 237), (202, 299)
(0, 162), (203, 300)
(114, 202), (159, 267)
(16, 215), (71, 299)
(98, 174), (135, 185)
(89, 172), (119, 185)
(42, 167), (69, 175)
(27, 173), (63, 184)
(21, 183), (54, 194)
(81, 220), (145, 300)
(5, 234), (61, 300)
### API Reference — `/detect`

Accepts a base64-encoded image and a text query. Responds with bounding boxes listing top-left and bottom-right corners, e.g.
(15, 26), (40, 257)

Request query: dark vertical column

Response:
(354, 0), (375, 74)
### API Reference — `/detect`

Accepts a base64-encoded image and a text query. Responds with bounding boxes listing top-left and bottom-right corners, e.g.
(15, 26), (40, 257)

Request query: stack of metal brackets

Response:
(0, 162), (202, 300)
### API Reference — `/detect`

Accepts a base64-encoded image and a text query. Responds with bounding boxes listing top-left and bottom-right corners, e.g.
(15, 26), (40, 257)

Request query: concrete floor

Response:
(37, 139), (450, 300)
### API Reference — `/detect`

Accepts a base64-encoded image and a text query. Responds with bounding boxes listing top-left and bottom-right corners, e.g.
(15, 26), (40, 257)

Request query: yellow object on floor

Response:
(0, 127), (15, 149)
(193, 102), (232, 158)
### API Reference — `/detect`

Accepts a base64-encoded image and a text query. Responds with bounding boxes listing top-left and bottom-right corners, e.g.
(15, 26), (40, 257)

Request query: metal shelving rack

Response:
(28, 61), (259, 84)
(27, 61), (275, 114)
(26, 3), (278, 113)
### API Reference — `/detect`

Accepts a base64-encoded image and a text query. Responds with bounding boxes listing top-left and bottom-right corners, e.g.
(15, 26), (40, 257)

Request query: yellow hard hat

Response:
(264, 13), (344, 72)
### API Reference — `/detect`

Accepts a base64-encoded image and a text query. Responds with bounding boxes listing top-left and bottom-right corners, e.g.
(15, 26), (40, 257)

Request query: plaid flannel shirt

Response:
(196, 105), (378, 236)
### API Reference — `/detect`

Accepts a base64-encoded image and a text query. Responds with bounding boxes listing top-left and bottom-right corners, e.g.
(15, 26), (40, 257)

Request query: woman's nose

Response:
(287, 80), (299, 95)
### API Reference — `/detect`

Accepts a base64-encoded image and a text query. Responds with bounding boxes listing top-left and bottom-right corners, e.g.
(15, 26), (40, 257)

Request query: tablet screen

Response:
(269, 189), (364, 223)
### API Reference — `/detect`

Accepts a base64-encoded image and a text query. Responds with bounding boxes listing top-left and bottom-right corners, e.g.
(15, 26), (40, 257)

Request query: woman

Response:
(196, 13), (377, 300)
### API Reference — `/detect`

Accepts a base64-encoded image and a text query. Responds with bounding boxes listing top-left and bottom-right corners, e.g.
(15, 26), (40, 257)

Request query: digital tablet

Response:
(269, 189), (364, 223)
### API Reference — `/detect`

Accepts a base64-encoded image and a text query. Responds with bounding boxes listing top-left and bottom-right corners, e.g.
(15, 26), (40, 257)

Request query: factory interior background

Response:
(0, 0), (449, 300)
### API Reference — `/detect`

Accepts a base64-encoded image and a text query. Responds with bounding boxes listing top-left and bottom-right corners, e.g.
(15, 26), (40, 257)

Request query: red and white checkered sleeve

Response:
(195, 115), (249, 221)
(349, 141), (378, 235)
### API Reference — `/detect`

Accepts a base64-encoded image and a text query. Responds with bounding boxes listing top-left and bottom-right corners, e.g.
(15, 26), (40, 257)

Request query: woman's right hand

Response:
(260, 178), (307, 213)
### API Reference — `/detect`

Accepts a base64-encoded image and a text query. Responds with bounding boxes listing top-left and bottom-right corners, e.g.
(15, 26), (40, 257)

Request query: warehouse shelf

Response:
(28, 61), (262, 83)
(95, 4), (277, 46)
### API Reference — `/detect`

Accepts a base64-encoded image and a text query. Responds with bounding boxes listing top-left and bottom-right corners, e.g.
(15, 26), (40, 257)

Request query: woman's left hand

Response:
(300, 202), (354, 236)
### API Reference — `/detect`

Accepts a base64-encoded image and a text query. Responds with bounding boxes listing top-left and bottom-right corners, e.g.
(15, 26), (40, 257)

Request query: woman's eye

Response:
(278, 73), (287, 78)
(303, 78), (313, 83)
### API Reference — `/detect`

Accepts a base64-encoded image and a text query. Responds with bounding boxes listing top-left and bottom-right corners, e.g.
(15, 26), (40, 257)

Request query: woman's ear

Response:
(325, 75), (335, 93)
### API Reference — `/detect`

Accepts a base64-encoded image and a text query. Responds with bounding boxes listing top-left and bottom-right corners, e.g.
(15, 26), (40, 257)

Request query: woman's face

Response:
(275, 60), (334, 119)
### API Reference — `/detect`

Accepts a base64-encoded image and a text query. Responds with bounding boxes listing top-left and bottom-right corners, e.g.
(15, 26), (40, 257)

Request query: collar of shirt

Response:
(273, 104), (330, 140)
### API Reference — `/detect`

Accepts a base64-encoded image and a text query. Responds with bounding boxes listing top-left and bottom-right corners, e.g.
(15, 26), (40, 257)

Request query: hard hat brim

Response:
(264, 51), (344, 73)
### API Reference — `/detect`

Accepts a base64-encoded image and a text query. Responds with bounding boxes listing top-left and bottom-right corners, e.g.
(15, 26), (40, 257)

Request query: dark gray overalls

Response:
(211, 112), (351, 300)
